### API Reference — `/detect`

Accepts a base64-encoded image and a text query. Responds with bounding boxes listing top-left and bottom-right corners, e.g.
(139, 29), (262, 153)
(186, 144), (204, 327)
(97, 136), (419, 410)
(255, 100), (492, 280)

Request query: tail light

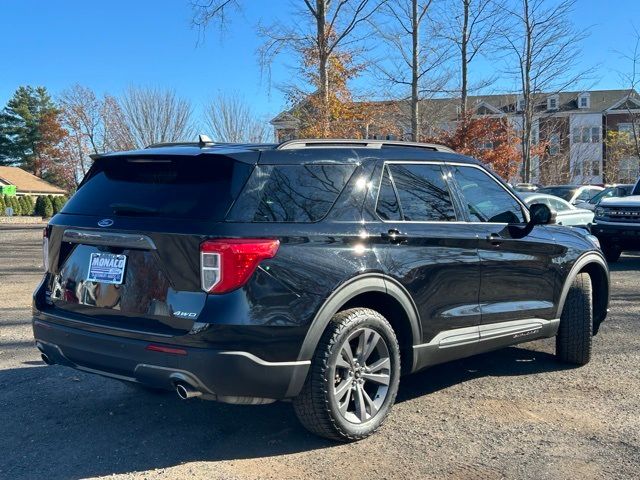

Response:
(200, 239), (280, 294)
(42, 226), (50, 272)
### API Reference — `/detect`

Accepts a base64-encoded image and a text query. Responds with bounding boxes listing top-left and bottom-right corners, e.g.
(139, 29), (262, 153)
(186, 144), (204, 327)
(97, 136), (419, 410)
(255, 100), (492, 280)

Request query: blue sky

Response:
(1, 0), (639, 125)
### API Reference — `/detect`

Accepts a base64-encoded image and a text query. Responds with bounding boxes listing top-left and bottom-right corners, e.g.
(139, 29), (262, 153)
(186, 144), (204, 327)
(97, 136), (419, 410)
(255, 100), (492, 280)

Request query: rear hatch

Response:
(41, 150), (257, 336)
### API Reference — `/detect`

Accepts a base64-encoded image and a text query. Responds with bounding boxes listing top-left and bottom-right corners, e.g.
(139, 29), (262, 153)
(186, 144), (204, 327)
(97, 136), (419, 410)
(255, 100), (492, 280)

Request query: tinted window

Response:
(537, 186), (576, 201)
(229, 164), (356, 222)
(63, 156), (252, 221)
(386, 164), (456, 221)
(453, 166), (525, 223)
(376, 167), (402, 221)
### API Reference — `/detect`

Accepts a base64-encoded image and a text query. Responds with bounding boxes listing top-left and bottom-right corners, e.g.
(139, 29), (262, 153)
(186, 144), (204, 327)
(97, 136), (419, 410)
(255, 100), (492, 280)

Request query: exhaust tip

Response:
(41, 353), (54, 365)
(176, 382), (201, 400)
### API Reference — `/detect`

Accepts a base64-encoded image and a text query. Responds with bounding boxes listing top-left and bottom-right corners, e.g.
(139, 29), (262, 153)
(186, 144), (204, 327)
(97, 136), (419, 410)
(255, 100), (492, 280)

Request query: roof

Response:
(0, 166), (66, 195)
(94, 139), (477, 166)
(271, 89), (640, 125)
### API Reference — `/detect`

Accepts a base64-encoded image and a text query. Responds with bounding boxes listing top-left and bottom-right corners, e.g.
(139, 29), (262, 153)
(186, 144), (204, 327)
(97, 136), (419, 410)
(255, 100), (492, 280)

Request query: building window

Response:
(549, 133), (560, 155)
(548, 95), (559, 110)
(572, 126), (601, 143)
(577, 159), (600, 177)
(620, 158), (640, 183)
(517, 98), (525, 111)
(578, 93), (590, 109)
(618, 123), (638, 141)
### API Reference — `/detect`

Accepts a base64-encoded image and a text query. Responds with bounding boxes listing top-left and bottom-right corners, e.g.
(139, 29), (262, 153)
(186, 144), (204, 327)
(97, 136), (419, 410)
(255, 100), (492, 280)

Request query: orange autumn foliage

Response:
(432, 115), (521, 180)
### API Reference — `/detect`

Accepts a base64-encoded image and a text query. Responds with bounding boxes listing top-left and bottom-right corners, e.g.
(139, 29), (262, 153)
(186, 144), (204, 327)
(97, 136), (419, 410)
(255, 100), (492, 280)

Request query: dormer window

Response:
(578, 92), (590, 109)
(548, 95), (559, 110)
(517, 97), (525, 112)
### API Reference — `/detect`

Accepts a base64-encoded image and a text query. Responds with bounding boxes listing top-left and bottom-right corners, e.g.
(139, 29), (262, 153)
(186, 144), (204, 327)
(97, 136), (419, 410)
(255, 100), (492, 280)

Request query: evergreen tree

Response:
(0, 86), (67, 184)
(18, 196), (29, 215)
(43, 196), (54, 218)
(9, 196), (21, 215)
(53, 195), (67, 214)
(0, 196), (5, 216)
(34, 196), (45, 217)
(25, 195), (34, 213)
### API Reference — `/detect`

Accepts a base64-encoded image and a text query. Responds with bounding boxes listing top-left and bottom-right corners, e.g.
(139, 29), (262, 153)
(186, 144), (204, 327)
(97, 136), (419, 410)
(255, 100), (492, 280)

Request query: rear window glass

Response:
(381, 164), (457, 222)
(62, 156), (252, 221)
(228, 164), (356, 222)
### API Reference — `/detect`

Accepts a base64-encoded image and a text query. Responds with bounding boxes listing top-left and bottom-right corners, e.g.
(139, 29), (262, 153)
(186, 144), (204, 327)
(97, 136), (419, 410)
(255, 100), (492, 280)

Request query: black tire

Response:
(293, 308), (401, 442)
(556, 273), (593, 365)
(601, 243), (621, 263)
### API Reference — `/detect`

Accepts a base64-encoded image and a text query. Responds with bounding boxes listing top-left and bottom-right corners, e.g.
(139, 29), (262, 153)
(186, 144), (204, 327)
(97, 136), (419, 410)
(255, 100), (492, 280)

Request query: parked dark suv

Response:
(33, 138), (609, 441)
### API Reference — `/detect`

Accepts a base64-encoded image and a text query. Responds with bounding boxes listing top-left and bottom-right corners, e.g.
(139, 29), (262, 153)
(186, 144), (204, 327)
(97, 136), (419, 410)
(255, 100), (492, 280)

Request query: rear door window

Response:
(228, 164), (356, 222)
(62, 156), (252, 221)
(452, 165), (525, 223)
(376, 164), (457, 221)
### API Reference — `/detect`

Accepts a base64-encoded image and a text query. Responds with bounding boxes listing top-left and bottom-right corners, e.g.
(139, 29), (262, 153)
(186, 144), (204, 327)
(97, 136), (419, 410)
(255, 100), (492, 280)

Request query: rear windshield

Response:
(228, 164), (356, 222)
(62, 156), (252, 221)
(537, 186), (576, 201)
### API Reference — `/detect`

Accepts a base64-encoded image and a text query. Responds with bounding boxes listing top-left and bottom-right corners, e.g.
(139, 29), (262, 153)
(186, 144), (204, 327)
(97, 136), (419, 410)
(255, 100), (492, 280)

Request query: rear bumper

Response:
(592, 220), (640, 249)
(33, 316), (310, 402)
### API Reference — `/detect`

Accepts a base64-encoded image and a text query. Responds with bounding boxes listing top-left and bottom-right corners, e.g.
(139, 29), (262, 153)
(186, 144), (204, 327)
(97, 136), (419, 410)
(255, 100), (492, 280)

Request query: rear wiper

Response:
(109, 203), (160, 216)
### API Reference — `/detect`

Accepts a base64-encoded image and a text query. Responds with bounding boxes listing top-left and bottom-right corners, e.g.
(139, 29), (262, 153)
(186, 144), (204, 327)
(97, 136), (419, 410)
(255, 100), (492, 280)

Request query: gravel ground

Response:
(0, 226), (638, 480)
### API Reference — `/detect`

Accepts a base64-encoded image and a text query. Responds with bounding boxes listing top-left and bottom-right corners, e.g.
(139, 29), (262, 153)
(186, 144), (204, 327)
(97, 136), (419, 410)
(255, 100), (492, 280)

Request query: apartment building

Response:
(271, 89), (640, 184)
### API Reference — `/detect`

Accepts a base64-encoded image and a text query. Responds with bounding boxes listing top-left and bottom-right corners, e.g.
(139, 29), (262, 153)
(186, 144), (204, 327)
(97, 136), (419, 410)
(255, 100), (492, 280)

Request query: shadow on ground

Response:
(0, 344), (569, 480)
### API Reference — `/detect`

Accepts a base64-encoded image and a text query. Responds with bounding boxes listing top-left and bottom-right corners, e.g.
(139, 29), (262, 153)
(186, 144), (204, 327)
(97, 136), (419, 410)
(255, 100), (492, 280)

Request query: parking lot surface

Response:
(0, 226), (639, 479)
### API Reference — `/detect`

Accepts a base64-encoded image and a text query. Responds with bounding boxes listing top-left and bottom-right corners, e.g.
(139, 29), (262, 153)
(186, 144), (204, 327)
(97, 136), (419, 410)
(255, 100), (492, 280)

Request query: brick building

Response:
(271, 89), (640, 184)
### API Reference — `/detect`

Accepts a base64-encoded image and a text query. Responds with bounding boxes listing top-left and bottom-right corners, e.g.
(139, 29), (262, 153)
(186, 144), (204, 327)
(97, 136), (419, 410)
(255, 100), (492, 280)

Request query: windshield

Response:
(63, 155), (253, 220)
(588, 187), (614, 204)
(634, 180), (640, 195)
(537, 186), (576, 201)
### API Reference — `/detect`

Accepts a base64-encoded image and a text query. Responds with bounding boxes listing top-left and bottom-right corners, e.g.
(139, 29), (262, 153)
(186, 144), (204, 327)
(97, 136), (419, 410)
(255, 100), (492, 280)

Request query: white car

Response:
(537, 185), (604, 205)
(521, 193), (595, 229)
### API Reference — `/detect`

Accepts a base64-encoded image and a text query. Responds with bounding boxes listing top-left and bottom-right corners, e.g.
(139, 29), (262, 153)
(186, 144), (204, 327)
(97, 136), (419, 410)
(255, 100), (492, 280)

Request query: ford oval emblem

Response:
(97, 218), (114, 228)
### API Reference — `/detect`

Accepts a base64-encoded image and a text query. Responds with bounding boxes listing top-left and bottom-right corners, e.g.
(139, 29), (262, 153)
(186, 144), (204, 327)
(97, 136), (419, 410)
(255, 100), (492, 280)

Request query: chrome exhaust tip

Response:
(41, 353), (54, 365)
(176, 383), (201, 400)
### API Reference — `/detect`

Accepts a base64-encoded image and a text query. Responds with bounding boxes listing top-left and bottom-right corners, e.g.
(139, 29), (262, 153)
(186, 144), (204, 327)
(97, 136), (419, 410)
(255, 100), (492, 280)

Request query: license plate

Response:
(87, 253), (127, 285)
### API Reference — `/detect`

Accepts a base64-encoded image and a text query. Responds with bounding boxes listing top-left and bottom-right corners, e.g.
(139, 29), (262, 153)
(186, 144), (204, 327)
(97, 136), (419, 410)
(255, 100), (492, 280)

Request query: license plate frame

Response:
(87, 252), (127, 285)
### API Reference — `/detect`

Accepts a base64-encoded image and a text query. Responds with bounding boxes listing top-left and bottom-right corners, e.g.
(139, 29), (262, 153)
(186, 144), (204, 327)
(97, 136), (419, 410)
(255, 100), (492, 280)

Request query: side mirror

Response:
(529, 203), (557, 225)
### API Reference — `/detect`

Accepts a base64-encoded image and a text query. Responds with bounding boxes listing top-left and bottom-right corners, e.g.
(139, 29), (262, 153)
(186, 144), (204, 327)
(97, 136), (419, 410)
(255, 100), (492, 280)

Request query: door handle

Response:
(486, 233), (503, 245)
(382, 229), (408, 244)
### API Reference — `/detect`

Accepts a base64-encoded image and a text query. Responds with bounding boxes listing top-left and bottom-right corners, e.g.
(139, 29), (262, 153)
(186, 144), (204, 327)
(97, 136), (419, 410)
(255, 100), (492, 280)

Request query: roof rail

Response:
(146, 134), (216, 149)
(276, 138), (455, 153)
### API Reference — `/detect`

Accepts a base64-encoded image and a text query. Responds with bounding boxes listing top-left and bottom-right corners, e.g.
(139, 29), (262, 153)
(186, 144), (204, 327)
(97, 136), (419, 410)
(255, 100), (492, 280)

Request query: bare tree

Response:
(191, 0), (241, 41)
(118, 87), (195, 148)
(101, 95), (136, 152)
(617, 27), (640, 158)
(205, 92), (270, 142)
(374, 0), (451, 141)
(59, 86), (134, 187)
(192, 1), (389, 136)
(502, 0), (590, 183)
(260, 1), (390, 135)
(437, 0), (506, 116)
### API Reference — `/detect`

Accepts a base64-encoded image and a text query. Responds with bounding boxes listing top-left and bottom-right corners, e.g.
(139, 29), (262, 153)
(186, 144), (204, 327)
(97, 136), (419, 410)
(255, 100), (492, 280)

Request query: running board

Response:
(412, 318), (560, 372)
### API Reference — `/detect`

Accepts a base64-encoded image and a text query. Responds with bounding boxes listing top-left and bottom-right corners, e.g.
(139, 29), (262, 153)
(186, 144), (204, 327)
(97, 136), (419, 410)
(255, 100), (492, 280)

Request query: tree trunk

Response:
(521, 0), (533, 183)
(460, 0), (469, 118)
(411, 0), (420, 141)
(316, 0), (329, 137)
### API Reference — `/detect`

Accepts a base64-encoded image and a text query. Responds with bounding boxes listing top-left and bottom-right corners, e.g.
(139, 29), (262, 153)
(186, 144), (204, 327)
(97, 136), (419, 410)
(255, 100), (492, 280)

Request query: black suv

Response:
(33, 138), (609, 441)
